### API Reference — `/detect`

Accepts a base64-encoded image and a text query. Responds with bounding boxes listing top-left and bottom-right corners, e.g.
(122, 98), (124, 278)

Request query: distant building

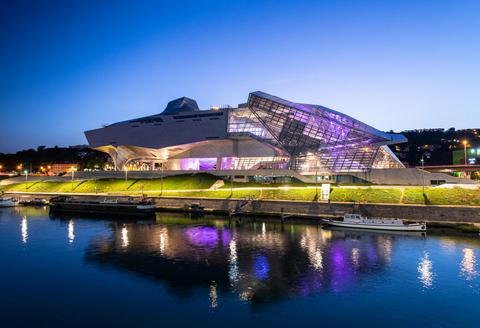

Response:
(49, 163), (78, 175)
(453, 147), (480, 165)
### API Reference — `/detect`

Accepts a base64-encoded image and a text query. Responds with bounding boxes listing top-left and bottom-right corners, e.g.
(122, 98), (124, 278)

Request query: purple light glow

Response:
(184, 226), (219, 247)
(180, 158), (199, 170)
(329, 243), (355, 292)
(221, 157), (234, 170)
(221, 228), (232, 247)
(180, 158), (218, 170)
(199, 158), (217, 170)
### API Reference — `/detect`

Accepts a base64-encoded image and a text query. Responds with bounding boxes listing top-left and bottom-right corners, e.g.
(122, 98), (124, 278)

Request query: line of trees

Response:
(0, 145), (109, 173)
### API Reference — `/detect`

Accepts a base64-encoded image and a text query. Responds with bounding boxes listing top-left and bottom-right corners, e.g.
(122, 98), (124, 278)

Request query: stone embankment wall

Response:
(155, 197), (480, 223)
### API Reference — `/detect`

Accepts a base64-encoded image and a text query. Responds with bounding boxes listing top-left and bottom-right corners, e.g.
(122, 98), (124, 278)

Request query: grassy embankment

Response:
(1, 173), (479, 206)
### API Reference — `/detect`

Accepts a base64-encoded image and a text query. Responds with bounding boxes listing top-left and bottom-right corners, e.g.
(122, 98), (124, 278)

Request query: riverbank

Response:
(7, 192), (480, 232)
(2, 177), (480, 206)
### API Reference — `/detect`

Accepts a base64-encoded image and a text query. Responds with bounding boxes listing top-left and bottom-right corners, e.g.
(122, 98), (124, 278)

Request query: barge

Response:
(49, 196), (156, 216)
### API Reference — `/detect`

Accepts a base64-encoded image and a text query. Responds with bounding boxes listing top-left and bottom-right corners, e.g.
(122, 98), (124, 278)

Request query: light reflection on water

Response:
(3, 207), (480, 327)
(68, 220), (75, 244)
(461, 248), (478, 281)
(21, 216), (28, 244)
(121, 226), (129, 248)
(418, 251), (434, 288)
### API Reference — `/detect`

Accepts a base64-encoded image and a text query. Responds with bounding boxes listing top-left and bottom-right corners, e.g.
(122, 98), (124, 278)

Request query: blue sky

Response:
(1, 0), (479, 152)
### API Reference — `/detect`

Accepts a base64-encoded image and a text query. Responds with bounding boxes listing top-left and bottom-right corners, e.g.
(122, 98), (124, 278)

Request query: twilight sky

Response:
(1, 0), (479, 153)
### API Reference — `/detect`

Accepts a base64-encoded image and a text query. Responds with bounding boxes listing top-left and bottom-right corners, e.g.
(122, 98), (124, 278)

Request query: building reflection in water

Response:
(460, 248), (477, 282)
(21, 216), (28, 244)
(68, 220), (75, 244)
(209, 282), (218, 309)
(159, 227), (168, 255)
(121, 226), (129, 248)
(84, 216), (425, 306)
(440, 237), (457, 254)
(228, 239), (239, 284)
(351, 248), (360, 268)
(418, 251), (434, 288)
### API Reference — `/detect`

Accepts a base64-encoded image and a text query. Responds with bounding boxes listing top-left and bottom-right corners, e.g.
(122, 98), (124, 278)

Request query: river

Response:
(0, 207), (479, 327)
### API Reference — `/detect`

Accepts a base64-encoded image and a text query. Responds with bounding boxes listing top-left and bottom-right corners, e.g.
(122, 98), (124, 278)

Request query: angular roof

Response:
(162, 97), (199, 115)
(249, 91), (407, 148)
(246, 91), (406, 172)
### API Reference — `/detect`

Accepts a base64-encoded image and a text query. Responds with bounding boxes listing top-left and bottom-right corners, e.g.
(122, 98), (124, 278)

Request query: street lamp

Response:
(24, 170), (28, 181)
(462, 140), (468, 165)
(160, 163), (164, 196)
(420, 156), (425, 195)
(70, 166), (77, 191)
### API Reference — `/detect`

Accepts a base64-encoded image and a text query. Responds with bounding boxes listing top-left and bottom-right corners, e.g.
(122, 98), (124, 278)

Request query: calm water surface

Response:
(1, 207), (479, 327)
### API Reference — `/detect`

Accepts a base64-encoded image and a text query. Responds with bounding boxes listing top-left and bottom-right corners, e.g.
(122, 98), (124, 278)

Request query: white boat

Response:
(322, 214), (426, 232)
(0, 197), (19, 207)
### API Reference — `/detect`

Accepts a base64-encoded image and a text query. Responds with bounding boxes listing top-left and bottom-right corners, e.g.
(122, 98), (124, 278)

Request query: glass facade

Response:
(225, 91), (405, 173)
(88, 91), (406, 174)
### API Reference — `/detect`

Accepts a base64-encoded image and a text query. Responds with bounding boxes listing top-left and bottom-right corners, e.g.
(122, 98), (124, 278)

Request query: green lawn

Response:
(425, 187), (480, 206)
(1, 176), (479, 206)
(0, 173), (219, 194)
(219, 178), (313, 189)
(330, 188), (402, 203)
(404, 187), (480, 206)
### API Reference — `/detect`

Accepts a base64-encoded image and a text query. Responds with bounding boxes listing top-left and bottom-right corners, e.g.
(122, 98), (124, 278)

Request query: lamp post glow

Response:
(70, 166), (77, 191)
(24, 170), (28, 181)
(462, 140), (468, 165)
(160, 164), (164, 196)
(40, 166), (47, 175)
(420, 156), (425, 195)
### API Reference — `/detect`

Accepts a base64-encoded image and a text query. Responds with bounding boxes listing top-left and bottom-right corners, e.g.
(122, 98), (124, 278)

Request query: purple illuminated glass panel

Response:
(221, 157), (234, 170)
(247, 91), (405, 173)
(180, 158), (199, 170)
(198, 158), (216, 170)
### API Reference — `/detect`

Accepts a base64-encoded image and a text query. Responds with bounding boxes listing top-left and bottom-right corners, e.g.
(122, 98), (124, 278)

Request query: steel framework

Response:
(227, 91), (405, 173)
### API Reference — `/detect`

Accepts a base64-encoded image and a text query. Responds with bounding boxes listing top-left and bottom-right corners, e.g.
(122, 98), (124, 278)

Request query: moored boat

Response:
(49, 196), (156, 216)
(0, 196), (19, 207)
(19, 198), (50, 206)
(322, 213), (426, 232)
